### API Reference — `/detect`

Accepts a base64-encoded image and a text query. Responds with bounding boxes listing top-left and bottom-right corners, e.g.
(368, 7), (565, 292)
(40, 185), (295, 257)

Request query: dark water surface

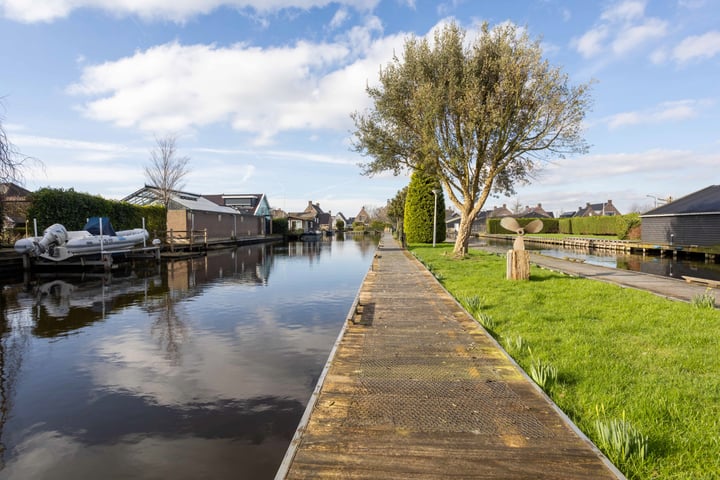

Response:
(0, 234), (378, 479)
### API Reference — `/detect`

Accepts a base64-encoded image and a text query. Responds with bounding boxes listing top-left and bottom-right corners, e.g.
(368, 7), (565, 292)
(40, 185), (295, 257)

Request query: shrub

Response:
(272, 217), (288, 235)
(27, 187), (165, 232)
(616, 213), (641, 240)
(404, 170), (445, 243)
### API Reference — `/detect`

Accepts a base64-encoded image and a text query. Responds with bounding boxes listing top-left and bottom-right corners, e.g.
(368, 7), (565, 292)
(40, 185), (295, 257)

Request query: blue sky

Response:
(1, 0), (718, 218)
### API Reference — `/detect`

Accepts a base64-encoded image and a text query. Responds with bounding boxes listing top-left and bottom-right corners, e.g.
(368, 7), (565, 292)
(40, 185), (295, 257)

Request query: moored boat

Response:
(14, 217), (150, 262)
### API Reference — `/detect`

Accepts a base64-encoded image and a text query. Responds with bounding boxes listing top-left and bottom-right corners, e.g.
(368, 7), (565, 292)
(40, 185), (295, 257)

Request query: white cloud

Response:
(672, 31), (720, 62)
(67, 16), (406, 145)
(605, 99), (707, 129)
(574, 26), (609, 58)
(329, 7), (349, 29)
(572, 1), (667, 60)
(600, 0), (646, 22)
(0, 0), (381, 23)
(12, 134), (138, 159)
(611, 18), (667, 55)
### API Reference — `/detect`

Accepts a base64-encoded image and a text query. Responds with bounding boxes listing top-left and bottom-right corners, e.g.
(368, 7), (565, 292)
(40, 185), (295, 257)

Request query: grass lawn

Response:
(410, 244), (720, 480)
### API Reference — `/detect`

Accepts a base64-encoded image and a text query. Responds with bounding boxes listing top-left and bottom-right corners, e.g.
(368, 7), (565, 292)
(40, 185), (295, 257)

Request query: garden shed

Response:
(641, 185), (720, 247)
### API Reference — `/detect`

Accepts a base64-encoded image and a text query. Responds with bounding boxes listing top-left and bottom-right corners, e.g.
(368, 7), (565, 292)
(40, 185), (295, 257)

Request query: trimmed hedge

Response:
(26, 188), (166, 233)
(559, 214), (639, 237)
(488, 214), (641, 238)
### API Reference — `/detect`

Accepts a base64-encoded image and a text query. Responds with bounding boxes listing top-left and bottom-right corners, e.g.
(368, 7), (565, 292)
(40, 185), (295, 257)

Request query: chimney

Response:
(308, 200), (312, 207)
(537, 203), (542, 208)
(586, 202), (591, 207)
(607, 200), (612, 204)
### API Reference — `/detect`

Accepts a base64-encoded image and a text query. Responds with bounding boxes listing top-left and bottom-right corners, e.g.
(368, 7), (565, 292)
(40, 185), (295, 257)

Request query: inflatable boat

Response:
(15, 217), (150, 262)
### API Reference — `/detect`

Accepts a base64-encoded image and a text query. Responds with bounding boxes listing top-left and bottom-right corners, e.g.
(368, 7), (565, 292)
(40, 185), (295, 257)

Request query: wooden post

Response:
(507, 249), (531, 280)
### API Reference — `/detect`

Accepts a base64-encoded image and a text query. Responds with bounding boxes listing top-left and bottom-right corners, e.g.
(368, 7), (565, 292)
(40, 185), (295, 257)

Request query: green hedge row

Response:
(26, 188), (166, 233)
(488, 217), (559, 234)
(558, 216), (617, 235)
(487, 214), (641, 239)
(559, 214), (640, 238)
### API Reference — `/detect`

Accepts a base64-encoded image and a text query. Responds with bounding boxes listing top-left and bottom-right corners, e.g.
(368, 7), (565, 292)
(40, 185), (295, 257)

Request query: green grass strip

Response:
(410, 244), (720, 480)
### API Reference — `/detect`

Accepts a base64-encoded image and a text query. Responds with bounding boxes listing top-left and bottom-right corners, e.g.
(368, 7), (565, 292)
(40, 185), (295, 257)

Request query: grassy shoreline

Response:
(410, 244), (720, 480)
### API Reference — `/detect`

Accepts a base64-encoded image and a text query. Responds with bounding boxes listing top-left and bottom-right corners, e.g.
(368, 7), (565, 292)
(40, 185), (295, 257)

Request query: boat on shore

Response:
(14, 217), (150, 263)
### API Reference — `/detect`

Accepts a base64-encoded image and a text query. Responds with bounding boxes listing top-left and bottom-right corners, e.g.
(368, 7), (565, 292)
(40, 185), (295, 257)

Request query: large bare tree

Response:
(352, 22), (592, 256)
(145, 134), (190, 208)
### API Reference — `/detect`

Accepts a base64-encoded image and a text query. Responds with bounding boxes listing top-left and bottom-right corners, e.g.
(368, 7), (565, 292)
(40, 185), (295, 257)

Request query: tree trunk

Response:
(453, 214), (473, 256)
(507, 249), (530, 280)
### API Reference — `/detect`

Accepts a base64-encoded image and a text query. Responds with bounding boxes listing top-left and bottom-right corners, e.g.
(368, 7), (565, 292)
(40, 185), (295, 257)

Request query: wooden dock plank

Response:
(278, 233), (622, 480)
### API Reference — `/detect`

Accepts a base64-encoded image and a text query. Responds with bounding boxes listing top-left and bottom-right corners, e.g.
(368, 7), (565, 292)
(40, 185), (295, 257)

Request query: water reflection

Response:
(0, 236), (378, 479)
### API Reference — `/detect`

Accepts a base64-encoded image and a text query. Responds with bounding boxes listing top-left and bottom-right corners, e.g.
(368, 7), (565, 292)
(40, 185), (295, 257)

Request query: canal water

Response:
(478, 238), (720, 282)
(0, 234), (378, 480)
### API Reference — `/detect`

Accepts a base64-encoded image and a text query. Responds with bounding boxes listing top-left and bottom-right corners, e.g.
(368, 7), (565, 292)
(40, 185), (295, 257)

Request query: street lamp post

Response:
(432, 189), (440, 247)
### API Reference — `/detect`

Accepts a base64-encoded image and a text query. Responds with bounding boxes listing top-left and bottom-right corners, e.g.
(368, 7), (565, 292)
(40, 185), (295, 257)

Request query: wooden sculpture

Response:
(500, 217), (543, 280)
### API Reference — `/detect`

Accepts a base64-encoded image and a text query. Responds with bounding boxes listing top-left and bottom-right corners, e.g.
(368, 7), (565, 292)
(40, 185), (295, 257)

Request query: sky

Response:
(1, 0), (718, 218)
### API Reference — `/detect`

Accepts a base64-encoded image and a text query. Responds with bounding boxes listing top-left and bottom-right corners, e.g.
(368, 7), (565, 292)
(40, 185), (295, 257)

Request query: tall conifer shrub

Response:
(404, 171), (445, 243)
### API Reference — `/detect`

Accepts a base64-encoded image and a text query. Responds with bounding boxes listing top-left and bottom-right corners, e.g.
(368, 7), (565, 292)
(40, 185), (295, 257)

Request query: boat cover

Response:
(83, 217), (117, 236)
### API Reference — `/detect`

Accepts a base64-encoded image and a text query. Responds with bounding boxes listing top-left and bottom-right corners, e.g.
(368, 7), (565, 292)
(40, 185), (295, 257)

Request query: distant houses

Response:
(354, 206), (371, 226)
(286, 201), (325, 234)
(561, 200), (621, 218)
(1, 182), (32, 233)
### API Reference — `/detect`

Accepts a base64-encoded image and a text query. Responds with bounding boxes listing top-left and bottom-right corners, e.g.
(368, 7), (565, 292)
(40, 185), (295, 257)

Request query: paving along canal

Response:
(479, 237), (720, 282)
(0, 234), (379, 479)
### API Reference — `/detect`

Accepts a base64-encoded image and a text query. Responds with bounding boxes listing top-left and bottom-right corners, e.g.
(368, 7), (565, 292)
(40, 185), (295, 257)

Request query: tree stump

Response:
(506, 249), (530, 280)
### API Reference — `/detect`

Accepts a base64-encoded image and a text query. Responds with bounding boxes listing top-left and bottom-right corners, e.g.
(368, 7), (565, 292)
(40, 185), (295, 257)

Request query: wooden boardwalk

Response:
(276, 233), (622, 479)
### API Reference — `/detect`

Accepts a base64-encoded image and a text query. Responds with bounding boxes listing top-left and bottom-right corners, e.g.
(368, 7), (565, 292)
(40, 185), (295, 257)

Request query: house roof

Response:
(204, 193), (267, 215)
(642, 185), (720, 216)
(122, 185), (204, 206)
(122, 186), (238, 214)
(0, 182), (32, 197)
(518, 203), (554, 218)
(170, 193), (238, 214)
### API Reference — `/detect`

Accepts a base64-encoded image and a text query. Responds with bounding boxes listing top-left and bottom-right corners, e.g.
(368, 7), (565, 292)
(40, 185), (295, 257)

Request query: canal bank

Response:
(473, 244), (719, 307)
(277, 233), (622, 479)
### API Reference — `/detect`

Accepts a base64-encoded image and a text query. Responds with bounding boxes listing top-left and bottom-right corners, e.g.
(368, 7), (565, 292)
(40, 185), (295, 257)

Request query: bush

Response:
(616, 213), (641, 240)
(26, 187), (166, 233)
(404, 170), (445, 243)
(559, 214), (641, 237)
(272, 217), (288, 235)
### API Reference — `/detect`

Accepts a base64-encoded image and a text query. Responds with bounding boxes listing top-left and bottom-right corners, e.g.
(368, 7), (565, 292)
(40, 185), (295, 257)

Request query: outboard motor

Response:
(37, 224), (68, 253)
(14, 224), (69, 256)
